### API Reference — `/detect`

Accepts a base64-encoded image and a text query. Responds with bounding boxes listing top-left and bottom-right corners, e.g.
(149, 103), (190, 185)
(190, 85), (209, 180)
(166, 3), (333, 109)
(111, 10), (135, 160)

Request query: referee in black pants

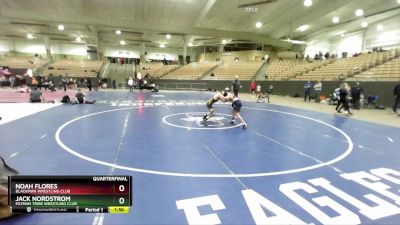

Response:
(393, 83), (400, 114)
(231, 75), (241, 97)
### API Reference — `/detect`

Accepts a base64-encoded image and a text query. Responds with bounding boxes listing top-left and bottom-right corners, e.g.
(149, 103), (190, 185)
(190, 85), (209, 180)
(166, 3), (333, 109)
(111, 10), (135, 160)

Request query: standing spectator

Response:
(97, 79), (102, 91)
(128, 77), (134, 92)
(112, 79), (116, 89)
(61, 76), (68, 92)
(250, 80), (257, 94)
(68, 78), (74, 89)
(87, 78), (92, 92)
(256, 84), (263, 102)
(304, 80), (312, 102)
(231, 75), (241, 97)
(393, 83), (400, 113)
(29, 86), (45, 103)
(48, 80), (56, 92)
(266, 85), (273, 103)
(9, 76), (15, 89)
(336, 83), (352, 114)
(314, 81), (322, 103)
(324, 52), (330, 59)
(37, 76), (43, 90)
(351, 82), (364, 110)
(0, 76), (6, 88)
(0, 76), (5, 88)
(42, 76), (49, 91)
(31, 76), (38, 89)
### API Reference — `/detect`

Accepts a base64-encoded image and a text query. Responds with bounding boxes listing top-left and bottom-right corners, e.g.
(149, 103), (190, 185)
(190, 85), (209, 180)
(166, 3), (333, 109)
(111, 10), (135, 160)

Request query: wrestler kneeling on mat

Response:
(202, 88), (230, 123)
(231, 96), (247, 129)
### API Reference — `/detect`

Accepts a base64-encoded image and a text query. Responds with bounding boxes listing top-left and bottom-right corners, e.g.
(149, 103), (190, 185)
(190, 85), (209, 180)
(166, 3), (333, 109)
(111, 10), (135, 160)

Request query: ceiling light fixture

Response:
(27, 33), (34, 39)
(255, 22), (262, 28)
(222, 39), (227, 44)
(76, 37), (82, 42)
(377, 24), (384, 31)
(304, 0), (312, 7)
(58, 24), (64, 31)
(166, 34), (171, 39)
(120, 40), (126, 45)
(341, 33), (345, 38)
(297, 24), (309, 32)
(188, 43), (193, 47)
(335, 31), (346, 36)
(361, 21), (368, 28)
(160, 43), (166, 48)
(332, 16), (340, 23)
(355, 9), (364, 16)
(115, 30), (122, 35)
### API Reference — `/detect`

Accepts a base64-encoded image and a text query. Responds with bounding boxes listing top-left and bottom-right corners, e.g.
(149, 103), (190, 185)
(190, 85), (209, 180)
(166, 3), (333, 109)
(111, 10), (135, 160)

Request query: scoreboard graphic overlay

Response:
(8, 176), (132, 214)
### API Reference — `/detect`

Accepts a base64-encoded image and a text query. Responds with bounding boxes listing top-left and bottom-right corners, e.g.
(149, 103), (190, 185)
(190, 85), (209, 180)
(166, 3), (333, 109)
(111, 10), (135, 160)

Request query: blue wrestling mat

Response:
(1, 90), (400, 225)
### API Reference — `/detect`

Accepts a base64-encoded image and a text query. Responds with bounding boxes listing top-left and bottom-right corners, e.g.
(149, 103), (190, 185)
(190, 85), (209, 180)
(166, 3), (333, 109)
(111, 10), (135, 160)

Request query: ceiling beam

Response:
(194, 0), (217, 27)
(0, 8), (291, 49)
(302, 7), (400, 41)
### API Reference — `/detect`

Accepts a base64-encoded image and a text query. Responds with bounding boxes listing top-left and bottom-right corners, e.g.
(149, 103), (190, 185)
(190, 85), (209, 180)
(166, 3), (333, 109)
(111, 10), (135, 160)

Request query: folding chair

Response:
(363, 95), (379, 108)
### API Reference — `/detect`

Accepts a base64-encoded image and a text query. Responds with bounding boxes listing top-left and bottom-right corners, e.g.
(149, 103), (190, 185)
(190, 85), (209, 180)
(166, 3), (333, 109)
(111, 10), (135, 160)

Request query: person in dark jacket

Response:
(351, 82), (364, 110)
(393, 83), (400, 113)
(87, 78), (92, 92)
(304, 80), (312, 102)
(336, 83), (352, 115)
(231, 76), (241, 97)
(75, 89), (95, 104)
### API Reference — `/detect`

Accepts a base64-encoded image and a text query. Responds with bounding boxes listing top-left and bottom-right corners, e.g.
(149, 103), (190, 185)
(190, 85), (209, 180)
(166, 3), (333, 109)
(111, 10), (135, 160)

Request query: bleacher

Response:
(292, 51), (391, 81)
(349, 49), (400, 81)
(43, 59), (103, 77)
(152, 65), (180, 77)
(0, 56), (49, 69)
(206, 61), (263, 80)
(139, 62), (164, 76)
(265, 59), (300, 80)
(281, 60), (330, 80)
(161, 62), (218, 80)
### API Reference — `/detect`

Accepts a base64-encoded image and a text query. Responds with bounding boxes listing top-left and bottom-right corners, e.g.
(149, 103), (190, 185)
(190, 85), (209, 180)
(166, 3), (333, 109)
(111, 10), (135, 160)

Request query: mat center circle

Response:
(162, 112), (242, 130)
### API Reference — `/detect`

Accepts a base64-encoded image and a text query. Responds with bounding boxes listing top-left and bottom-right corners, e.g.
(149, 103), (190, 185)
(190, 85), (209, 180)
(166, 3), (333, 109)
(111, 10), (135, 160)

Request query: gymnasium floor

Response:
(1, 89), (400, 225)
